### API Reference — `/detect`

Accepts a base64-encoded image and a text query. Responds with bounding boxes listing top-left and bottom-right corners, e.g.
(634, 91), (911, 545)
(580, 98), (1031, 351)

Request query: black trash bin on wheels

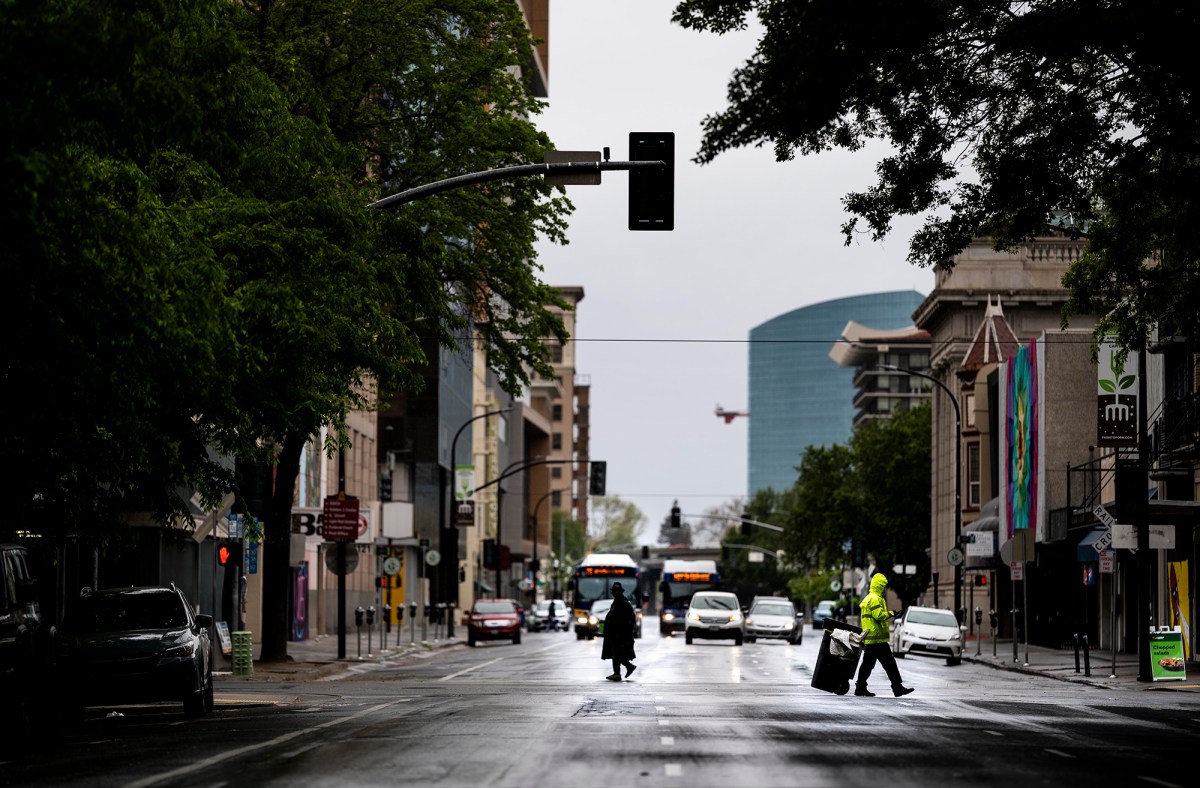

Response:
(810, 618), (863, 695)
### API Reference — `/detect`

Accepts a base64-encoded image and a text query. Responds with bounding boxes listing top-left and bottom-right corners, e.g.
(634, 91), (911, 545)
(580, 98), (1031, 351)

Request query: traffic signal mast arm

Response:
(469, 458), (604, 496)
(723, 543), (781, 559)
(680, 512), (784, 533)
(369, 160), (667, 211)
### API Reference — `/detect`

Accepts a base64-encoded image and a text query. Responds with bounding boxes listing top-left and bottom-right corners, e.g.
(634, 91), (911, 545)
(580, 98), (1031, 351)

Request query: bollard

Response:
(1074, 633), (1082, 673)
(447, 602), (456, 639)
(382, 603), (392, 650)
(355, 605), (365, 660)
(1011, 608), (1020, 663)
(231, 630), (253, 676)
(1082, 634), (1091, 677)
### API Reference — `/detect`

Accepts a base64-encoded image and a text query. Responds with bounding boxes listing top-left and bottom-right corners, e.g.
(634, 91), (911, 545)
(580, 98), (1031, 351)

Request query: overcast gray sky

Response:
(531, 2), (934, 544)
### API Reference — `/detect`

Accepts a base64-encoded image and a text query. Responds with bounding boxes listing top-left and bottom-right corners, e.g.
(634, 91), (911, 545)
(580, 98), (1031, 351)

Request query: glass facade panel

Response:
(748, 290), (926, 494)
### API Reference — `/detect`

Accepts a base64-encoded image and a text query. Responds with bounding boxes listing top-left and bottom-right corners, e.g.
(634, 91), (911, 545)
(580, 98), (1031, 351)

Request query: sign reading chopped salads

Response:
(1149, 627), (1186, 681)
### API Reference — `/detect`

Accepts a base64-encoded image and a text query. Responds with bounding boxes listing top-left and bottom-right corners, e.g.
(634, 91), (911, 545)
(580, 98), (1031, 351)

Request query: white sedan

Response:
(891, 606), (965, 665)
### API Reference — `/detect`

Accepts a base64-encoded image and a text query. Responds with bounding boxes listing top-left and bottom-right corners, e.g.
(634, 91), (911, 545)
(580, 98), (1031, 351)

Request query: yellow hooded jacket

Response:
(858, 573), (894, 646)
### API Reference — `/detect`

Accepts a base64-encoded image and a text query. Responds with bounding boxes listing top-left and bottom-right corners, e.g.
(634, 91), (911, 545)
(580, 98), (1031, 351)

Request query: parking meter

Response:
(383, 603), (392, 631)
(424, 603), (432, 621)
(974, 607), (982, 625)
(355, 606), (365, 627)
(409, 601), (417, 620)
(366, 605), (376, 627)
(396, 604), (404, 624)
(989, 609), (998, 629)
(974, 607), (983, 655)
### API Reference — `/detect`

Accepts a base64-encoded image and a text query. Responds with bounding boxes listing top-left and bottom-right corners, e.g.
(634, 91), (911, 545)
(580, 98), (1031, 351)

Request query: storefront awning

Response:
(1076, 527), (1109, 562)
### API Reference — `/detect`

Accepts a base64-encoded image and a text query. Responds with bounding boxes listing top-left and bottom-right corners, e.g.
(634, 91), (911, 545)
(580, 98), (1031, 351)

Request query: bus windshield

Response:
(574, 576), (635, 607)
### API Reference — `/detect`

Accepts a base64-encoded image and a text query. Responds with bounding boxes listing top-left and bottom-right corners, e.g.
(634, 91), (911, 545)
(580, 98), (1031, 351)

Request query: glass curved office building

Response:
(748, 290), (927, 495)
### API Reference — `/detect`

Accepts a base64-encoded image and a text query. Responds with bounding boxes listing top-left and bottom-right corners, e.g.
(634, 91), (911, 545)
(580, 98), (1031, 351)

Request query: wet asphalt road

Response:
(4, 627), (1198, 788)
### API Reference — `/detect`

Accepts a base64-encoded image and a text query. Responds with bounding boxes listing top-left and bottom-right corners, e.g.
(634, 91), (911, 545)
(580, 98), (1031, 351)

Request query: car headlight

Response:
(662, 612), (674, 621)
(730, 612), (743, 622)
(164, 641), (196, 657)
(687, 611), (701, 622)
(588, 616), (598, 625)
(745, 617), (754, 626)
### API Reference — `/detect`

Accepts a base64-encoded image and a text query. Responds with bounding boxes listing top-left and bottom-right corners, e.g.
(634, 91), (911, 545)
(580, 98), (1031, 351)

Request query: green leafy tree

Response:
(589, 497), (645, 553)
(774, 403), (932, 609)
(4, 0), (575, 663)
(719, 490), (789, 602)
(673, 1), (1200, 350)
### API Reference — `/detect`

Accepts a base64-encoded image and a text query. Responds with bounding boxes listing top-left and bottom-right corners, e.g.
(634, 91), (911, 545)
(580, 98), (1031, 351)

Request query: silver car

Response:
(528, 599), (570, 632)
(891, 606), (965, 665)
(744, 597), (802, 644)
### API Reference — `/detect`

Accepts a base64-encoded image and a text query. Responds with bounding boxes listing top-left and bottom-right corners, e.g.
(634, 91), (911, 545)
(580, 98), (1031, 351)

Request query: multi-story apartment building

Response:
(829, 321), (931, 427)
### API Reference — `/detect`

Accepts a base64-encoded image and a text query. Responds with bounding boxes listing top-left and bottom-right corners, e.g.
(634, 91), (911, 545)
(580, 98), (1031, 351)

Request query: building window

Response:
(552, 404), (563, 421)
(549, 342), (564, 364)
(967, 442), (981, 507)
(552, 433), (562, 450)
(551, 467), (562, 479)
(551, 491), (562, 507)
(964, 393), (977, 429)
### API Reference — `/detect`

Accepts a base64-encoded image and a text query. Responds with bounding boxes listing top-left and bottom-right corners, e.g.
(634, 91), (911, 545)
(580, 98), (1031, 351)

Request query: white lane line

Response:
(665, 764), (683, 777)
(661, 736), (674, 746)
(530, 641), (571, 655)
(1044, 749), (1075, 759)
(123, 699), (411, 788)
(656, 706), (666, 711)
(438, 657), (504, 681)
(1138, 778), (1182, 788)
(983, 730), (1004, 736)
(659, 719), (670, 726)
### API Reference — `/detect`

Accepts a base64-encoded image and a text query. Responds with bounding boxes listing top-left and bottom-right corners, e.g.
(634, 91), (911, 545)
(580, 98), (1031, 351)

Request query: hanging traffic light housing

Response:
(669, 502), (681, 528)
(974, 574), (988, 587)
(588, 461), (607, 496)
(741, 513), (753, 537)
(628, 132), (674, 231)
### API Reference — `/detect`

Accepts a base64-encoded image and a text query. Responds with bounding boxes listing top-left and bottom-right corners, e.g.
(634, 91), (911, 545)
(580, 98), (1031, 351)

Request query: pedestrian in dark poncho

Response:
(601, 582), (637, 681)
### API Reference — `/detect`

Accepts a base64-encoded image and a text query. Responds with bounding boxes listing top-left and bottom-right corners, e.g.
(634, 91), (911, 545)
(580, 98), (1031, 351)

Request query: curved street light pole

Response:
(879, 364), (963, 621)
(444, 406), (509, 638)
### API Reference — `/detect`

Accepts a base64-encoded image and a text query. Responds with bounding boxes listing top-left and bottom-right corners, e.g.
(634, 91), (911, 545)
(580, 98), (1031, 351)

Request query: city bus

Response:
(658, 559), (720, 635)
(568, 553), (642, 640)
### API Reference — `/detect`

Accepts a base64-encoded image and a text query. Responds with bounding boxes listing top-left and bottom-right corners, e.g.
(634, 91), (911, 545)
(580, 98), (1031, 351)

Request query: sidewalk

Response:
(217, 629), (463, 682)
(961, 637), (1200, 692)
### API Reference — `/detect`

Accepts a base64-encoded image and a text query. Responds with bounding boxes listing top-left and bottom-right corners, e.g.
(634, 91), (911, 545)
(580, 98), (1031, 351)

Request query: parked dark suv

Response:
(1, 542), (53, 726)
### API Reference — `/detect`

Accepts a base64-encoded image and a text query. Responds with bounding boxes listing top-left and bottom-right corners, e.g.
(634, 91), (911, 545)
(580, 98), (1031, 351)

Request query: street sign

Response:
(543, 151), (602, 186)
(425, 549), (442, 567)
(966, 534), (993, 557)
(829, 579), (843, 593)
(1099, 550), (1115, 574)
(1092, 529), (1113, 554)
(1010, 561), (1024, 581)
(383, 556), (401, 576)
(947, 547), (965, 566)
(324, 546), (359, 575)
(1112, 523), (1175, 550)
(247, 542), (258, 574)
(322, 496), (360, 541)
(1092, 504), (1115, 528)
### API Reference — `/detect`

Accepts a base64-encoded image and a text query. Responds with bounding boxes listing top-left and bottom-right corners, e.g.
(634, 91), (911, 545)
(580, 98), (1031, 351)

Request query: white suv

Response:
(684, 591), (744, 646)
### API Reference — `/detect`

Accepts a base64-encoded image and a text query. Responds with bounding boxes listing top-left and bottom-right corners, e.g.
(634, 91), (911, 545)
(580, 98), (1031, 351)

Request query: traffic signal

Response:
(628, 132), (674, 231)
(588, 461), (607, 496)
(974, 574), (988, 587)
(741, 513), (753, 537)
(669, 501), (681, 528)
(217, 540), (241, 567)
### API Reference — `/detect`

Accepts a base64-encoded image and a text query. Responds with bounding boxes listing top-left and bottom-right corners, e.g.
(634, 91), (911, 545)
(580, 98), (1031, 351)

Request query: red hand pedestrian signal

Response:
(218, 543), (233, 566)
